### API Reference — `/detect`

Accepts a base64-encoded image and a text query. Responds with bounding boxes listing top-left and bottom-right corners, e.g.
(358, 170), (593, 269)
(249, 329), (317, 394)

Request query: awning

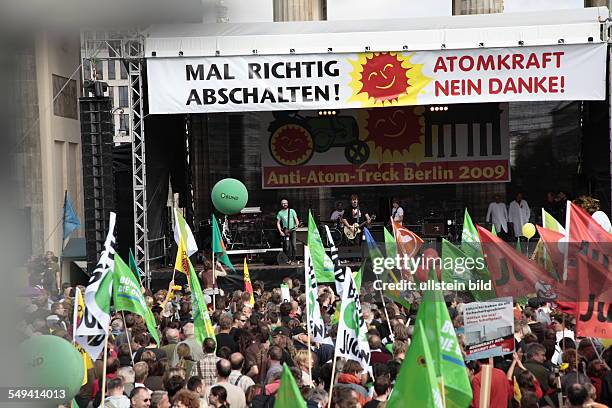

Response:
(62, 237), (86, 260)
(145, 7), (608, 58)
(73, 261), (88, 272)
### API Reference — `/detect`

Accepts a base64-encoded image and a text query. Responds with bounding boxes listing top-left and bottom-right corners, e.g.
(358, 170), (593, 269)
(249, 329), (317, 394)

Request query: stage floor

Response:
(149, 260), (362, 292)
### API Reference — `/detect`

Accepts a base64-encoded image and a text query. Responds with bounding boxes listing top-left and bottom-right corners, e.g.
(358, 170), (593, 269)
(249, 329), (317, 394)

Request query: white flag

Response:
(173, 208), (198, 257)
(304, 246), (332, 345)
(324, 225), (346, 297)
(335, 267), (371, 376)
(75, 212), (117, 359)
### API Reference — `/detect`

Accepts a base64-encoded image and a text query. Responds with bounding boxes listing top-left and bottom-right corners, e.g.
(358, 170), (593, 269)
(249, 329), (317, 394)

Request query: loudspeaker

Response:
(80, 97), (114, 274)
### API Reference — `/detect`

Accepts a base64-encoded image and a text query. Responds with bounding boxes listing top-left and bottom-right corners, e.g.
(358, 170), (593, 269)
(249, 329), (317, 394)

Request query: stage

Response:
(149, 260), (363, 293)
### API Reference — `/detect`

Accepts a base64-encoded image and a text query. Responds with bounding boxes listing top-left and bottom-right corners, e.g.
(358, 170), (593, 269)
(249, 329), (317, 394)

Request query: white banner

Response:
(147, 43), (606, 114)
(76, 212), (116, 337)
(325, 225), (347, 296)
(304, 246), (332, 345)
(335, 268), (371, 375)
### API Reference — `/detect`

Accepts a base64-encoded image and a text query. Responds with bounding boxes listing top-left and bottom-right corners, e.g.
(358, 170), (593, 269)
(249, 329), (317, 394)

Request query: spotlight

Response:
(430, 107), (434, 111)
(443, 106), (448, 111)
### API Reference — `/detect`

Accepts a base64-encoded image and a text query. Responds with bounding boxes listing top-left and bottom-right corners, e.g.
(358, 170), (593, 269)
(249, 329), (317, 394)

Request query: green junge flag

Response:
(387, 319), (444, 408)
(113, 254), (160, 345)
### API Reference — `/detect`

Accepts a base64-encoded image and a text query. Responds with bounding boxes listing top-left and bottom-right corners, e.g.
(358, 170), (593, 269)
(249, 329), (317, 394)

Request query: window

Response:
(107, 86), (114, 100)
(107, 60), (115, 80)
(83, 59), (91, 80)
(52, 74), (78, 119)
(119, 114), (129, 132)
(119, 86), (129, 107)
(120, 62), (127, 79)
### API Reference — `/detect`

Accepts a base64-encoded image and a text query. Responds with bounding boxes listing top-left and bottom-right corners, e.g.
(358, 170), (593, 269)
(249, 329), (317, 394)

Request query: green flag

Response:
(419, 269), (473, 408)
(491, 223), (497, 236)
(379, 227), (412, 311)
(515, 238), (522, 254)
(387, 320), (444, 408)
(187, 254), (215, 343)
(441, 238), (493, 301)
(211, 214), (235, 271)
(307, 211), (334, 282)
(128, 248), (143, 282)
(274, 363), (307, 408)
(461, 209), (495, 300)
(113, 254), (160, 345)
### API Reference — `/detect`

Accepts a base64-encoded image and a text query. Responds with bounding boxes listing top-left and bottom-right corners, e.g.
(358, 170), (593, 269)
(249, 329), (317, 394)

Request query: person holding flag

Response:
(243, 258), (255, 306)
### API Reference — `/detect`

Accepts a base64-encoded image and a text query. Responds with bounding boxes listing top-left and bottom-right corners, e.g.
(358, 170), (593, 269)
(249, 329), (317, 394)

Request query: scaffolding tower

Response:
(81, 31), (151, 288)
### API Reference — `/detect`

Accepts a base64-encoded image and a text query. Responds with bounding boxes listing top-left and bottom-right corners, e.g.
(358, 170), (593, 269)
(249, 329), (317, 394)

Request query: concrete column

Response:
(273, 0), (325, 22)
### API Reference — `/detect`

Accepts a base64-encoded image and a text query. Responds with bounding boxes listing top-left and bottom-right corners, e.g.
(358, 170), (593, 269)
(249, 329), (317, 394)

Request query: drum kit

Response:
(215, 208), (274, 250)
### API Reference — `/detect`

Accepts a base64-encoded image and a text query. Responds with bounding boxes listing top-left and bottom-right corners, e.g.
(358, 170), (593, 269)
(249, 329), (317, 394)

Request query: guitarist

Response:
(341, 194), (371, 250)
(276, 198), (300, 264)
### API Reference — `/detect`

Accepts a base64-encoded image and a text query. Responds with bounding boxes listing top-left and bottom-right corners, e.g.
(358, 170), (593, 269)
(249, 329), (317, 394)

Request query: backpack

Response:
(250, 394), (275, 408)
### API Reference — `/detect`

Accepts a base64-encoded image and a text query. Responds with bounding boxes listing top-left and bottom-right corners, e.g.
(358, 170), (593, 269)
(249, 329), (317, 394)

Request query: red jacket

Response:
(470, 367), (513, 408)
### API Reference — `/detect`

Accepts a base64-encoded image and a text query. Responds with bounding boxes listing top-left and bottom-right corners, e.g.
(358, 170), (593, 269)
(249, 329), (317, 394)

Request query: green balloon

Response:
(211, 178), (248, 215)
(19, 335), (84, 401)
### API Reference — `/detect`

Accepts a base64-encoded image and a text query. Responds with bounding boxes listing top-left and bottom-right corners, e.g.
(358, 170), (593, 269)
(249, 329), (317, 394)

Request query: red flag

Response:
(536, 225), (566, 280)
(567, 203), (612, 268)
(392, 220), (424, 259)
(392, 220), (425, 281)
(575, 254), (612, 338)
(477, 226), (570, 301)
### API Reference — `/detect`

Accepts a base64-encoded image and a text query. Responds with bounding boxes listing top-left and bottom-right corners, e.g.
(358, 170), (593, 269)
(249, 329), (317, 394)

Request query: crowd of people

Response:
(17, 268), (612, 408)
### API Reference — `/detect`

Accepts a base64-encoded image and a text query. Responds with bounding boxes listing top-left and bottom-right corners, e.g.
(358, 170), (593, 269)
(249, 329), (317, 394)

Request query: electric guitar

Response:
(344, 215), (376, 240)
(283, 222), (303, 236)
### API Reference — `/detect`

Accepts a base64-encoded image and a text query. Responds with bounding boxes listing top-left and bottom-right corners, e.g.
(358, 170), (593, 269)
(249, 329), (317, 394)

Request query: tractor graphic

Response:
(268, 111), (370, 166)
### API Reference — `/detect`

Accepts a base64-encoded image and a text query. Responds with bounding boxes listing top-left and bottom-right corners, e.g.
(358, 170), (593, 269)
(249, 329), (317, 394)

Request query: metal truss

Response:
(81, 31), (151, 288)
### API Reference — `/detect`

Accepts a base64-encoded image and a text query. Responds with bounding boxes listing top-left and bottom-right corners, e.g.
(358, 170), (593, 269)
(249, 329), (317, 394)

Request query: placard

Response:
(463, 297), (515, 361)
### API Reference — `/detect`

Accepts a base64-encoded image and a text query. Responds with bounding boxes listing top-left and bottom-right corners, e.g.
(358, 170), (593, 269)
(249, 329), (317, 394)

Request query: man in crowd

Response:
(130, 387), (151, 408)
(207, 359), (247, 408)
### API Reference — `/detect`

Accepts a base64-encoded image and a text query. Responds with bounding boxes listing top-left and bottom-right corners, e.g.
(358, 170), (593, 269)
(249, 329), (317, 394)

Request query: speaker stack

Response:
(80, 97), (115, 274)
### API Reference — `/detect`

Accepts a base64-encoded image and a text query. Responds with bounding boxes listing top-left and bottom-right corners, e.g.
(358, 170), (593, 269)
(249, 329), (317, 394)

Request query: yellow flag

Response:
(73, 288), (92, 386)
(174, 237), (190, 274)
(243, 258), (255, 306)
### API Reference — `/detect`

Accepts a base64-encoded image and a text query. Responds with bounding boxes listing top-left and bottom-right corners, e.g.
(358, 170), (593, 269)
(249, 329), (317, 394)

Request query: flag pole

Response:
(99, 335), (109, 408)
(479, 361), (492, 408)
(212, 251), (216, 311)
(327, 356), (338, 408)
(304, 260), (313, 383)
(378, 288), (395, 341)
(121, 311), (135, 366)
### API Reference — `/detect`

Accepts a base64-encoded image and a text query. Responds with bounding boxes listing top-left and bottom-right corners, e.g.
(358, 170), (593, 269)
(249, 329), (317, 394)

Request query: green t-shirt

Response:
(277, 208), (297, 230)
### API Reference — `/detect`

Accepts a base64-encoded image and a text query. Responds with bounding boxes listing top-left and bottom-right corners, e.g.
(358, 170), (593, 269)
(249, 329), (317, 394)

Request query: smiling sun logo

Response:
(358, 106), (426, 165)
(349, 52), (431, 108)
